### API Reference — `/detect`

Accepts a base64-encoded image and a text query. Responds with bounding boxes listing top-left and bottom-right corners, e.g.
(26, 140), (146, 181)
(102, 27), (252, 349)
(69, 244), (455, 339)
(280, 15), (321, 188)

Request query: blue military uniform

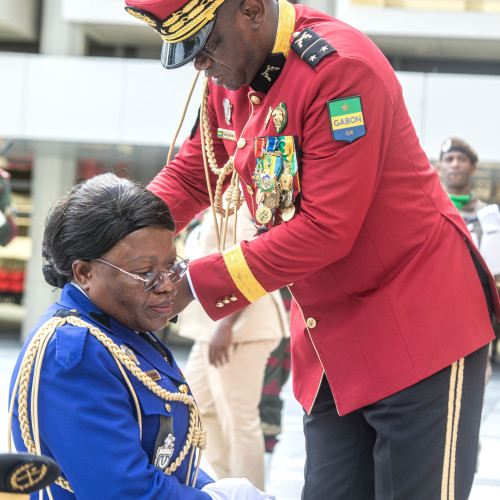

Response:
(9, 284), (213, 499)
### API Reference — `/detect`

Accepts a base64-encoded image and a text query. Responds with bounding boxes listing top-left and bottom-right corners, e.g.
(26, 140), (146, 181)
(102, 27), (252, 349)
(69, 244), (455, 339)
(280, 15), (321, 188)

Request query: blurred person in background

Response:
(437, 137), (500, 365)
(0, 141), (17, 247)
(178, 203), (288, 491)
(258, 332), (291, 491)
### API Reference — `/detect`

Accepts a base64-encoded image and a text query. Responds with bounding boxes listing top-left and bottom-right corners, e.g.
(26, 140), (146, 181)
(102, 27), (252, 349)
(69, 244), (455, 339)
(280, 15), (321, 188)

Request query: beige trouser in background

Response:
(185, 338), (280, 491)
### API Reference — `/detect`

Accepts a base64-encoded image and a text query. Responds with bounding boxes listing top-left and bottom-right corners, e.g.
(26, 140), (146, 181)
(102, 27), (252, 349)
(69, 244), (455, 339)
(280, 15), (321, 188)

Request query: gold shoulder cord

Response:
(200, 76), (244, 251)
(166, 72), (243, 252)
(7, 315), (206, 497)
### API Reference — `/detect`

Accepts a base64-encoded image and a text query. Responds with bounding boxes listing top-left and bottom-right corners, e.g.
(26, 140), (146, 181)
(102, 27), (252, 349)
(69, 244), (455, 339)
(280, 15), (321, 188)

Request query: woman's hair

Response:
(42, 173), (175, 288)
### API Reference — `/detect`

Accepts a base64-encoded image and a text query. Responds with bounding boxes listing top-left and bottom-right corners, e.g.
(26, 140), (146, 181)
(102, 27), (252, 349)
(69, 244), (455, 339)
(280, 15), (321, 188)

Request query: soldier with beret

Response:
(437, 137), (500, 365)
(438, 137), (488, 245)
(124, 0), (500, 498)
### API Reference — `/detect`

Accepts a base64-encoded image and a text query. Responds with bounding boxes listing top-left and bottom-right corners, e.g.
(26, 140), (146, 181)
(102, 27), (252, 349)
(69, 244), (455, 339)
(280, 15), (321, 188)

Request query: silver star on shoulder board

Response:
(309, 55), (317, 62)
(321, 45), (329, 52)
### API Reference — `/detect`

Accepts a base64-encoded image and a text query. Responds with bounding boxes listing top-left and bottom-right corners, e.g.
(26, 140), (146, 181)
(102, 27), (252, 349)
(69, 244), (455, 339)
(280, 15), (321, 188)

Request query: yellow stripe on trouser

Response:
(222, 244), (267, 303)
(441, 358), (465, 500)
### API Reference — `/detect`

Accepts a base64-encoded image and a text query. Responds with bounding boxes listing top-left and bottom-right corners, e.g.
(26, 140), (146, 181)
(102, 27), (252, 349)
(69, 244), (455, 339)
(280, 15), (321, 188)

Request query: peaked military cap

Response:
(440, 137), (478, 164)
(124, 0), (227, 68)
(0, 453), (60, 494)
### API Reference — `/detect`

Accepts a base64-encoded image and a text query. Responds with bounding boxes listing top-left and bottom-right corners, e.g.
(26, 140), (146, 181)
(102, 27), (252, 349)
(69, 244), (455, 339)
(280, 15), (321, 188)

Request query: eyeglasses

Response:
(95, 256), (190, 293)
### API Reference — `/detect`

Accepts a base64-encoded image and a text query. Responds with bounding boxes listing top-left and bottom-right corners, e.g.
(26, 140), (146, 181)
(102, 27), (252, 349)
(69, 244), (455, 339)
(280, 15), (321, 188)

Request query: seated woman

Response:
(8, 173), (270, 500)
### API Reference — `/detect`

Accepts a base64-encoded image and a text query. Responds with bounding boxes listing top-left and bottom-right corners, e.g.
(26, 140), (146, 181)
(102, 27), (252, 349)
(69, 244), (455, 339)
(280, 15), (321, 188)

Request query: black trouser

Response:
(302, 344), (488, 500)
(302, 246), (495, 500)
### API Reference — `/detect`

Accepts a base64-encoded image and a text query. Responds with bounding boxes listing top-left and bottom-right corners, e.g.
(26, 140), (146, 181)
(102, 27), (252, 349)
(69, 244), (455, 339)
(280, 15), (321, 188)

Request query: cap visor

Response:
(161, 18), (216, 69)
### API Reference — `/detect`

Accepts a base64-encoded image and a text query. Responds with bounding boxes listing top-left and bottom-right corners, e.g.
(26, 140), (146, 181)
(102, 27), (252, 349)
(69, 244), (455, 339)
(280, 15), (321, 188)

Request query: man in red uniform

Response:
(124, 0), (500, 498)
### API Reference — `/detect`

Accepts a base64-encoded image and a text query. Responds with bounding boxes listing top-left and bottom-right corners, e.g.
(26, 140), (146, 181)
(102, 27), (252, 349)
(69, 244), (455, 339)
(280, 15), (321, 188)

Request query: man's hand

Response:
(209, 322), (233, 367)
(208, 310), (244, 367)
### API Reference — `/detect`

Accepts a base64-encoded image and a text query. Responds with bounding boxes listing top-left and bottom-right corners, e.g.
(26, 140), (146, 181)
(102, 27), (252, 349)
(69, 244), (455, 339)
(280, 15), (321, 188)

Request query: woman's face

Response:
(77, 226), (179, 333)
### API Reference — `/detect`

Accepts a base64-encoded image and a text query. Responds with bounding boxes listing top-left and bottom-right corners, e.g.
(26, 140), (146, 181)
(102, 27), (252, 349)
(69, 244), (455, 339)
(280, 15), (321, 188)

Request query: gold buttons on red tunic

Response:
(250, 95), (261, 105)
(306, 318), (317, 329)
(237, 138), (247, 149)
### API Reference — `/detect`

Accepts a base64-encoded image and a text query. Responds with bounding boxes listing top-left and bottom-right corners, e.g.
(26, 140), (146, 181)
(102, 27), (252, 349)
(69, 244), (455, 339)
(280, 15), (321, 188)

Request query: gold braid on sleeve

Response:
(8, 314), (206, 496)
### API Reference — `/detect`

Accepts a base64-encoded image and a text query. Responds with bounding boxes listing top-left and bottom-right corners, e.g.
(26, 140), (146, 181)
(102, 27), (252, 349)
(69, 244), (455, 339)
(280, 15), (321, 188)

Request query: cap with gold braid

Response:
(124, 0), (227, 68)
(0, 453), (60, 496)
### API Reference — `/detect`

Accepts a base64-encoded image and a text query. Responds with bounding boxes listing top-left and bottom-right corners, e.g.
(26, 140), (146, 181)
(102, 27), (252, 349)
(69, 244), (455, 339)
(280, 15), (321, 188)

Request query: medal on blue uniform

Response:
(120, 344), (140, 365)
(154, 433), (176, 471)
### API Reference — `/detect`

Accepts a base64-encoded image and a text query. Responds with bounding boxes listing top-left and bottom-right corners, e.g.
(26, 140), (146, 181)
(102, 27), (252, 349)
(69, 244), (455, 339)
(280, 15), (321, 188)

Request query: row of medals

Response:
(223, 97), (296, 227)
(253, 155), (296, 226)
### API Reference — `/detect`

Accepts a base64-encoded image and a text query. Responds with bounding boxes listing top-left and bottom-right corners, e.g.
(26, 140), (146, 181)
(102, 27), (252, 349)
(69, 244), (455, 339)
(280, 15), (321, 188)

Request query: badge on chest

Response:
(154, 415), (175, 471)
(253, 135), (301, 228)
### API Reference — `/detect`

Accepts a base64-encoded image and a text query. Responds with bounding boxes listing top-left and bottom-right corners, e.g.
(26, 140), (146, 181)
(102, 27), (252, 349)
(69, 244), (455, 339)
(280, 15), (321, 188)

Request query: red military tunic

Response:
(148, 4), (499, 415)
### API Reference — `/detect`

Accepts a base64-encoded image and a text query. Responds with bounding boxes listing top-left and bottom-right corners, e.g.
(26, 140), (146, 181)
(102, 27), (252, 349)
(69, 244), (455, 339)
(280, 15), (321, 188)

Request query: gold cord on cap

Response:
(125, 0), (226, 44)
(162, 0), (226, 43)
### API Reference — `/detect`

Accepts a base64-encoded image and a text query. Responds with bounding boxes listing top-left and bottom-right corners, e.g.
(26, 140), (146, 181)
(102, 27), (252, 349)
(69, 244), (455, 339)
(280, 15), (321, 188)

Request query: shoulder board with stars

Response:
(291, 28), (336, 69)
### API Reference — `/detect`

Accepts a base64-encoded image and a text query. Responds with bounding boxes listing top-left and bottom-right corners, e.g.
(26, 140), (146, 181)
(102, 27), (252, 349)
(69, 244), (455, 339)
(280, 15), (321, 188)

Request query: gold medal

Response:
(256, 206), (273, 224)
(256, 189), (265, 205)
(272, 102), (288, 133)
(280, 172), (293, 191)
(280, 189), (293, 208)
(264, 190), (280, 209)
(281, 204), (295, 222)
(120, 345), (140, 365)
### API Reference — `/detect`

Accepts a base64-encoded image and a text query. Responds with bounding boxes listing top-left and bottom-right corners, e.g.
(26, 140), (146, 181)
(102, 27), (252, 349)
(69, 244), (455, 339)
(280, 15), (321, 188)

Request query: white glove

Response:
(201, 478), (274, 500)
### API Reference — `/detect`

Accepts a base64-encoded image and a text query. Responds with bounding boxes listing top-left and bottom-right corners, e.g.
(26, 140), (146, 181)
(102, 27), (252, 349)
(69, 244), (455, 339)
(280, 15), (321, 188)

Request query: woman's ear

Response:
(72, 260), (93, 291)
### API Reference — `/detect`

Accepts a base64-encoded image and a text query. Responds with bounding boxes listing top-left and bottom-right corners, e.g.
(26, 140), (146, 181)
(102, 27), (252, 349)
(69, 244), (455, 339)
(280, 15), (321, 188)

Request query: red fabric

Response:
(125, 0), (207, 20)
(148, 5), (499, 415)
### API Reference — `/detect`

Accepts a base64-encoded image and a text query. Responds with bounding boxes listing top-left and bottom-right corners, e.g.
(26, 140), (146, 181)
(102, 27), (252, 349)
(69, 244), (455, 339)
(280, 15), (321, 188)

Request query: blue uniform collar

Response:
(57, 284), (184, 382)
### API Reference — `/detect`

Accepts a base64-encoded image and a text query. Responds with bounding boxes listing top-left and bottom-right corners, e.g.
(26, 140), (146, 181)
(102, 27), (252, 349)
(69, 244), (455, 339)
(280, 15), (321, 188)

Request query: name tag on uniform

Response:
(144, 369), (161, 381)
(217, 128), (237, 141)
